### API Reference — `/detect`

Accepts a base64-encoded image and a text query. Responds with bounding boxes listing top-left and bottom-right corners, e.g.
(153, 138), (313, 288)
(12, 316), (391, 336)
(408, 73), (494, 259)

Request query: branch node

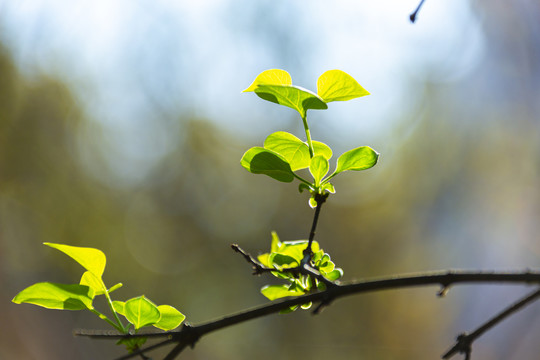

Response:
(437, 285), (450, 298)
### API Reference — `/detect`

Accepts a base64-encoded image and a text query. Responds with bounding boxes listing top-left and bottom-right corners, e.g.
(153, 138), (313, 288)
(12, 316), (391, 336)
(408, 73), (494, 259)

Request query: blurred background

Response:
(1, 0), (540, 359)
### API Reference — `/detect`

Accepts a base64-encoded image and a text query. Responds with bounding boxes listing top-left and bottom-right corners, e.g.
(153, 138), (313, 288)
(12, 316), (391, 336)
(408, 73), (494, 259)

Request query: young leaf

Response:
(334, 146), (379, 175)
(261, 284), (304, 301)
(263, 131), (311, 171)
(321, 182), (335, 194)
(253, 84), (327, 118)
(243, 69), (292, 92)
(309, 155), (329, 186)
(241, 147), (295, 182)
(324, 268), (344, 281)
(154, 305), (186, 331)
(80, 271), (106, 295)
(112, 300), (126, 315)
(124, 296), (161, 330)
(44, 243), (106, 277)
(313, 141), (333, 160)
(12, 282), (94, 310)
(317, 70), (370, 102)
(244, 69), (327, 118)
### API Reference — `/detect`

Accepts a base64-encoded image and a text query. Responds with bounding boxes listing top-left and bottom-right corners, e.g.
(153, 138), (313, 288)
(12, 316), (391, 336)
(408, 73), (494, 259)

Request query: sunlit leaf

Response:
(334, 146), (379, 175)
(317, 70), (370, 102)
(313, 141), (333, 160)
(241, 147), (295, 182)
(261, 284), (304, 301)
(12, 282), (94, 310)
(244, 69), (327, 117)
(112, 300), (126, 315)
(324, 268), (344, 281)
(80, 271), (106, 295)
(44, 243), (106, 277)
(124, 296), (161, 330)
(243, 69), (292, 92)
(154, 305), (186, 331)
(321, 182), (335, 194)
(309, 196), (318, 209)
(309, 155), (329, 186)
(264, 131), (311, 171)
(254, 84), (327, 118)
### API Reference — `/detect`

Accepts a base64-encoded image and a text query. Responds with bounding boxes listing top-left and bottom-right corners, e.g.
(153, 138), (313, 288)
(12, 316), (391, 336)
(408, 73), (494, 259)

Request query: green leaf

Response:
(243, 69), (292, 92)
(324, 268), (344, 281)
(112, 300), (126, 316)
(261, 284), (304, 301)
(263, 131), (311, 171)
(12, 282), (94, 310)
(240, 147), (295, 182)
(80, 271), (106, 295)
(124, 296), (161, 330)
(317, 70), (370, 102)
(117, 338), (147, 353)
(313, 141), (333, 160)
(334, 146), (379, 175)
(254, 84), (327, 118)
(321, 182), (335, 194)
(244, 69), (327, 118)
(309, 155), (329, 186)
(309, 196), (317, 209)
(154, 305), (186, 331)
(44, 243), (106, 277)
(269, 253), (299, 269)
(298, 183), (313, 193)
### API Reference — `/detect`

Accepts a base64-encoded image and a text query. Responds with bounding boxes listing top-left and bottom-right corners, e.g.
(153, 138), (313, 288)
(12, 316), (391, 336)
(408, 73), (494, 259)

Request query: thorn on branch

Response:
(437, 285), (450, 297)
(442, 333), (472, 359)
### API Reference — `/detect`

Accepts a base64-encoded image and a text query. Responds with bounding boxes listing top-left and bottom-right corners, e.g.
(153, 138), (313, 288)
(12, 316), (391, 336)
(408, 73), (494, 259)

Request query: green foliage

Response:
(12, 243), (186, 352)
(258, 232), (343, 312)
(242, 69), (379, 208)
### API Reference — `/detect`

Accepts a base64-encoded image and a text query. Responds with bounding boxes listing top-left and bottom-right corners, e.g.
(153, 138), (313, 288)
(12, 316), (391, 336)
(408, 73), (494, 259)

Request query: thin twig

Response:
(442, 286), (540, 359)
(76, 271), (540, 360)
(410, 0), (427, 23)
(302, 193), (328, 265)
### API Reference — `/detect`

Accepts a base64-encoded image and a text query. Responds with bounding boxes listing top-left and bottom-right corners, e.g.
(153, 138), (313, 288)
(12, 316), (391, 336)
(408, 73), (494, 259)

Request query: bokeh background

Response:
(1, 0), (540, 359)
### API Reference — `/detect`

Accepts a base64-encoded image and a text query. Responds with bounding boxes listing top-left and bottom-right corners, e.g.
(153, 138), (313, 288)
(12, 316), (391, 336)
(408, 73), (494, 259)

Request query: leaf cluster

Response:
(241, 69), (378, 207)
(257, 232), (343, 312)
(12, 243), (186, 352)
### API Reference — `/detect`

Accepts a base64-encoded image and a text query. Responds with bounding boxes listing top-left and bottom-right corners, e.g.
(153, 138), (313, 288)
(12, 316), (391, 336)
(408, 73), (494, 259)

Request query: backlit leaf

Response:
(254, 84), (327, 118)
(264, 131), (311, 171)
(241, 147), (295, 182)
(309, 155), (329, 185)
(124, 296), (161, 330)
(154, 305), (186, 331)
(80, 271), (106, 295)
(45, 243), (106, 277)
(243, 69), (292, 92)
(261, 284), (304, 301)
(12, 282), (94, 310)
(317, 70), (370, 102)
(334, 146), (379, 175)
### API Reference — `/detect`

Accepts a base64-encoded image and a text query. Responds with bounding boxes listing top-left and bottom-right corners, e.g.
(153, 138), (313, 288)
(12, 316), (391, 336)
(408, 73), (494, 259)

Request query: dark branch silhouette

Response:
(442, 287), (540, 359)
(410, 0), (427, 23)
(74, 271), (540, 359)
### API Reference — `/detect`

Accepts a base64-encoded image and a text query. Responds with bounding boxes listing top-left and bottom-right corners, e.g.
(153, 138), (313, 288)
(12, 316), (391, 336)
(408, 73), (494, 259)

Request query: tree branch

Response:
(410, 0), (427, 23)
(442, 286), (540, 359)
(75, 270), (540, 360)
